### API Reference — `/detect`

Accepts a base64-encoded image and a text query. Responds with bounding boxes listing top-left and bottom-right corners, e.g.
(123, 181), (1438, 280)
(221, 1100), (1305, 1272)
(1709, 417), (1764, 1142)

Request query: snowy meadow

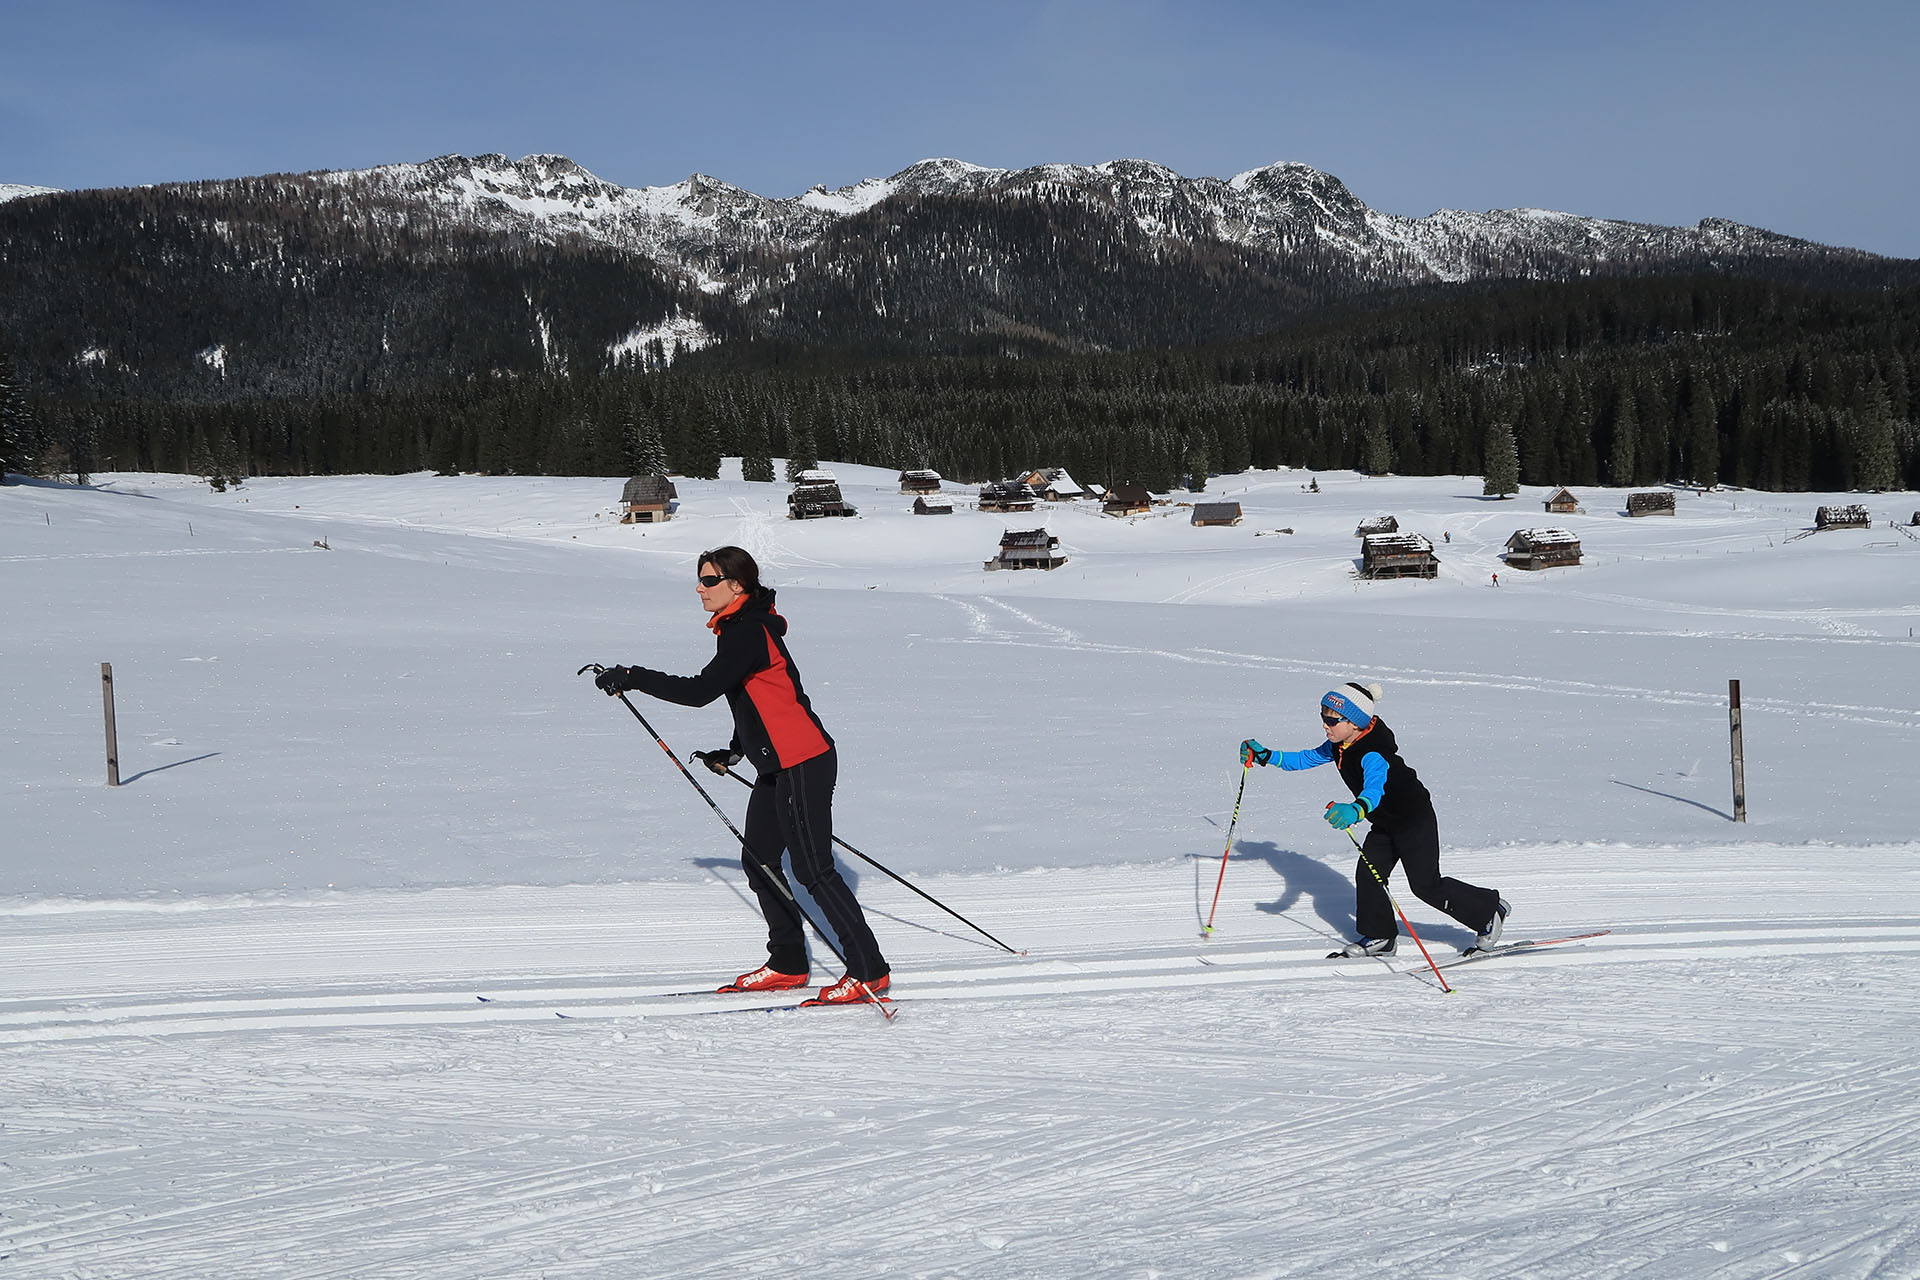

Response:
(4, 463), (1918, 1279)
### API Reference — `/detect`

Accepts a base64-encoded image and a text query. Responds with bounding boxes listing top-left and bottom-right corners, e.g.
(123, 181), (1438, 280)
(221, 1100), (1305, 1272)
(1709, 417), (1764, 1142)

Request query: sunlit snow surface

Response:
(4, 465), (1917, 1277)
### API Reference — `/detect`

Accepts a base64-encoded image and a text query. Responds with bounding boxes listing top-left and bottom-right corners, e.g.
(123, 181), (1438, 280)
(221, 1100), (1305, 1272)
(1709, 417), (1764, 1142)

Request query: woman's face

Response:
(696, 561), (746, 614)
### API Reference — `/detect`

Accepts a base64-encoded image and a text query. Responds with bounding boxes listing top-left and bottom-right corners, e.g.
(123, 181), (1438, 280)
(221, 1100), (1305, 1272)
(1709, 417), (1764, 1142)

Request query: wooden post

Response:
(102, 662), (121, 787)
(1728, 679), (1746, 823)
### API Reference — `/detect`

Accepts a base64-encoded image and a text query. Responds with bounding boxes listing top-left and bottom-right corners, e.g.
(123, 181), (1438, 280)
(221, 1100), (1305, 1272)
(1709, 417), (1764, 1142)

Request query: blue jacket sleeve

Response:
(1277, 741), (1336, 771)
(1355, 751), (1388, 812)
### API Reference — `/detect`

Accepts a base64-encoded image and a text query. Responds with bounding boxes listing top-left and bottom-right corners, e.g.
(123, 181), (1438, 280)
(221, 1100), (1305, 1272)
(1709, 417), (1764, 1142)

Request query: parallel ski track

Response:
(6, 917), (1918, 1043)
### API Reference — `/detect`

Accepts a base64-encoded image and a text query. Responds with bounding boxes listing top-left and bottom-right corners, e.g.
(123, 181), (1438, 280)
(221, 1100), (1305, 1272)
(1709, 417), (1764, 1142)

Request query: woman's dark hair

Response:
(699, 546), (765, 597)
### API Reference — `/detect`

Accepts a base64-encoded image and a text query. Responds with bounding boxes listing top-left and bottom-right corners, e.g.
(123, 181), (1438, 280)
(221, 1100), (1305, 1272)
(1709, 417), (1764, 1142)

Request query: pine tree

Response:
(739, 409), (774, 483)
(1483, 421), (1519, 498)
(1608, 387), (1638, 488)
(785, 419), (818, 481)
(626, 404), (669, 476)
(0, 348), (37, 482)
(1854, 379), (1900, 493)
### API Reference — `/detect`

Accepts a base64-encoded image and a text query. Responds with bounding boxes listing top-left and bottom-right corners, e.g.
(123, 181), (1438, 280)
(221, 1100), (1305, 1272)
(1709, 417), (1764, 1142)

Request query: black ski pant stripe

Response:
(1353, 818), (1500, 942)
(740, 747), (890, 981)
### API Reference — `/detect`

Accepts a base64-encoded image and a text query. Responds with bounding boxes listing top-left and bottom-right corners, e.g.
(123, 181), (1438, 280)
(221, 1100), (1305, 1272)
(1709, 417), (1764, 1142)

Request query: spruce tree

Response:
(0, 349), (35, 482)
(1608, 388), (1637, 488)
(626, 405), (669, 476)
(1854, 379), (1900, 493)
(785, 419), (818, 481)
(1483, 421), (1519, 498)
(739, 410), (774, 483)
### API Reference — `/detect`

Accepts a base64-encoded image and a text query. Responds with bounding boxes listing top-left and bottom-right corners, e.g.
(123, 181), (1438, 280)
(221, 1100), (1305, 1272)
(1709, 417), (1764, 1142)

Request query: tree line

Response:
(6, 274), (1916, 494)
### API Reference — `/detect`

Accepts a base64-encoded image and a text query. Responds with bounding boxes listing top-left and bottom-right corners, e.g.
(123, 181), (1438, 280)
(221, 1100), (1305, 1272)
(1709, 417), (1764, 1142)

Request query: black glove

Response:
(595, 665), (638, 695)
(691, 749), (742, 775)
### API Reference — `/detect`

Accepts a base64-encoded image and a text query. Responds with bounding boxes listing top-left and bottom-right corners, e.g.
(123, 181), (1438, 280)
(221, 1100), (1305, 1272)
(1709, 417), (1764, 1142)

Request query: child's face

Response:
(1321, 711), (1365, 745)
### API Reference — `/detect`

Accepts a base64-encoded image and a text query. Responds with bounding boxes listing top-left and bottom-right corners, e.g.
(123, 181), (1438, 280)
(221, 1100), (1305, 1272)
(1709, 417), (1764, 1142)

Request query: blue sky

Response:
(3, 0), (1915, 257)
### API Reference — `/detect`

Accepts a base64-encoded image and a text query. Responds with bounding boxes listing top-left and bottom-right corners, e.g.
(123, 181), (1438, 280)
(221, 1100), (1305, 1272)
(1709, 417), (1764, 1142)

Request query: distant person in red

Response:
(595, 546), (890, 1005)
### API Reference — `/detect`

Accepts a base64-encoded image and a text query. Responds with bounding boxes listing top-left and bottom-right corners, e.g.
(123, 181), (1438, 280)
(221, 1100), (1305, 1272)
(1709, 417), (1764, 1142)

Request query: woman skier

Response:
(1241, 681), (1509, 957)
(595, 546), (891, 1005)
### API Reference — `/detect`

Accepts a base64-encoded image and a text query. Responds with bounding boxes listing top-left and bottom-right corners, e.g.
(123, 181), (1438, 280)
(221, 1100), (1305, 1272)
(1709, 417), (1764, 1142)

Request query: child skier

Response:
(1241, 681), (1509, 957)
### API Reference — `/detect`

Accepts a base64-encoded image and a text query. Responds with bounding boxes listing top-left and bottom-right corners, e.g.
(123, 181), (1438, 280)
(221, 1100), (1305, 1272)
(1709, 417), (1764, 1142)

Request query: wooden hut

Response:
(1039, 469), (1089, 501)
(1626, 491), (1676, 517)
(619, 475), (678, 523)
(912, 495), (955, 515)
(978, 481), (1037, 513)
(788, 481), (857, 519)
(794, 468), (838, 485)
(1815, 505), (1871, 530)
(1544, 487), (1581, 514)
(1191, 501), (1243, 527)
(1361, 532), (1439, 579)
(899, 469), (943, 495)
(985, 528), (1066, 571)
(1355, 515), (1398, 537)
(1102, 482), (1154, 517)
(1503, 527), (1583, 570)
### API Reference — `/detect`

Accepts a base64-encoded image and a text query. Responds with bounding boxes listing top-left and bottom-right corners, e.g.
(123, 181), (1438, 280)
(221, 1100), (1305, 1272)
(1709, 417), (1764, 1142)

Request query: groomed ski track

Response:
(8, 853), (1920, 1280)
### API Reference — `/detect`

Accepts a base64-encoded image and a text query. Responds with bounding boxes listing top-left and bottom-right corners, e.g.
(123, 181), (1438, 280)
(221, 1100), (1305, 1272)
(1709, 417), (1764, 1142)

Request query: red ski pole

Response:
(1202, 757), (1255, 937)
(1341, 824), (1452, 994)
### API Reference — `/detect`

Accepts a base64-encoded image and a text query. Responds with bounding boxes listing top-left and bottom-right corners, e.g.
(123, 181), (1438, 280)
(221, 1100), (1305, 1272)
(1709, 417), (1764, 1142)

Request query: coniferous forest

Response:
(7, 273), (1914, 493)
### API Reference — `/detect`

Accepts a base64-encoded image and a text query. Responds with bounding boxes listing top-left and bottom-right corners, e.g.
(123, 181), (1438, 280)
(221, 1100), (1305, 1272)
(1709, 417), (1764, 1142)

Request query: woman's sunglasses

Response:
(697, 574), (728, 588)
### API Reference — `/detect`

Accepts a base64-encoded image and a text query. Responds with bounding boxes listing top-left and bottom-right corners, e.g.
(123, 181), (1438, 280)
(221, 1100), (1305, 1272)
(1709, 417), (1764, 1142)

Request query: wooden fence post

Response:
(102, 662), (121, 787)
(1728, 679), (1746, 822)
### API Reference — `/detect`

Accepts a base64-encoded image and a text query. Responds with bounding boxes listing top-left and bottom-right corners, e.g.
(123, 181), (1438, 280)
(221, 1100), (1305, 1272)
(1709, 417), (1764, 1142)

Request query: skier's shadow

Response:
(1230, 840), (1355, 935)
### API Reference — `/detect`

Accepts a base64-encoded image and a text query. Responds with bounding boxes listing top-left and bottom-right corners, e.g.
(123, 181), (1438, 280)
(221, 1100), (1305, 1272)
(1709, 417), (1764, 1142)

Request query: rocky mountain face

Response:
(0, 152), (1898, 400)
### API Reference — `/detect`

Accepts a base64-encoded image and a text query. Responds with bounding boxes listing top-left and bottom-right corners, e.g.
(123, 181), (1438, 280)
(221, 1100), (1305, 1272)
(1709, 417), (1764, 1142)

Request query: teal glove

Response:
(1240, 739), (1272, 767)
(1325, 800), (1369, 830)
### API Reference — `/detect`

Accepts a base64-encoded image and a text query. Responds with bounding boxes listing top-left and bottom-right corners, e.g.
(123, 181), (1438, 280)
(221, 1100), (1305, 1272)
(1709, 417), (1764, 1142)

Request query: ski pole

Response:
(1341, 824), (1452, 994)
(578, 665), (895, 1020)
(1202, 757), (1254, 937)
(708, 762), (1026, 955)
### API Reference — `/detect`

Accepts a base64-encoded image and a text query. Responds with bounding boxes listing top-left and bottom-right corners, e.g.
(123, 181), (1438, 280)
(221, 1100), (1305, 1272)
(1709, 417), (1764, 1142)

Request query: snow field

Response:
(3, 464), (1918, 1277)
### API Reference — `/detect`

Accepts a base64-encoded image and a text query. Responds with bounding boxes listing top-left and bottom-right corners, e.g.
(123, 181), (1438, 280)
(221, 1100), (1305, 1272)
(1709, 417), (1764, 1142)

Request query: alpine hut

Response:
(1355, 515), (1399, 537)
(1544, 487), (1581, 514)
(620, 475), (678, 523)
(985, 528), (1067, 571)
(1037, 469), (1089, 501)
(1815, 505), (1871, 530)
(1102, 482), (1154, 517)
(1626, 491), (1676, 517)
(1503, 527), (1584, 570)
(1361, 532), (1439, 579)
(912, 494), (955, 515)
(899, 469), (943, 495)
(788, 479), (856, 519)
(1191, 501), (1244, 527)
(978, 481), (1038, 513)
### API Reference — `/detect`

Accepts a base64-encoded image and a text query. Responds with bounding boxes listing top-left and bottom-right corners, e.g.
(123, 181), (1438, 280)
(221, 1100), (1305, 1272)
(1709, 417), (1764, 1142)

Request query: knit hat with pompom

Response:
(1321, 681), (1383, 728)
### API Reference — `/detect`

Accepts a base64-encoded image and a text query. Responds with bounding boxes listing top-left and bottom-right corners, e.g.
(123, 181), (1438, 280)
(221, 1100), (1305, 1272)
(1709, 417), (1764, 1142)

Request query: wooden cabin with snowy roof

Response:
(1815, 505), (1871, 530)
(912, 494), (954, 515)
(1102, 483), (1154, 517)
(978, 481), (1037, 513)
(1361, 533), (1439, 579)
(788, 480), (856, 520)
(1191, 501), (1243, 527)
(1503, 527), (1583, 570)
(1626, 491), (1676, 517)
(985, 528), (1067, 571)
(620, 475), (678, 524)
(1544, 487), (1582, 515)
(1037, 469), (1089, 501)
(1355, 515), (1398, 537)
(899, 469), (943, 495)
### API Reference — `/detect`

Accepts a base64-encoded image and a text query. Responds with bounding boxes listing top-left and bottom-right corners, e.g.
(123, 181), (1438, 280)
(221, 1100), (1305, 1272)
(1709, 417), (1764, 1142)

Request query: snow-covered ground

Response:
(5, 464), (1918, 1278)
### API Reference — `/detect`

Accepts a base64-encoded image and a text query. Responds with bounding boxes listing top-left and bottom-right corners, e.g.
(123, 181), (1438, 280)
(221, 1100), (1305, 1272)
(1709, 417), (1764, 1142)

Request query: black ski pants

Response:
(1353, 817), (1500, 942)
(740, 747), (889, 981)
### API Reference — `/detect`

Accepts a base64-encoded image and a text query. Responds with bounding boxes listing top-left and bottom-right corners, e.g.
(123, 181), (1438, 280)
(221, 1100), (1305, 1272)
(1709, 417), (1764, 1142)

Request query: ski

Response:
(1436, 929), (1612, 969)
